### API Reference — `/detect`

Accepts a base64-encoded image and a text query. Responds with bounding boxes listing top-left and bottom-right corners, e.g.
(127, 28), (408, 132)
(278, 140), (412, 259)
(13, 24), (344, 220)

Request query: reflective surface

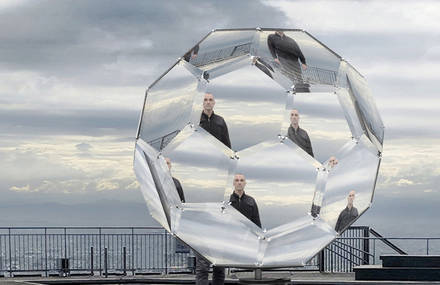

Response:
(138, 61), (205, 150)
(319, 135), (380, 233)
(134, 28), (384, 267)
(162, 124), (235, 203)
(227, 139), (319, 229)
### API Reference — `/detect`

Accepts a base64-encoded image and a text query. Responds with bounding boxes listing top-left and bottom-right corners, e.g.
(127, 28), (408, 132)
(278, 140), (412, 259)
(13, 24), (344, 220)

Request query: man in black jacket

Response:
(199, 93), (231, 148)
(229, 174), (261, 228)
(267, 30), (309, 92)
(287, 109), (314, 157)
(335, 190), (359, 233)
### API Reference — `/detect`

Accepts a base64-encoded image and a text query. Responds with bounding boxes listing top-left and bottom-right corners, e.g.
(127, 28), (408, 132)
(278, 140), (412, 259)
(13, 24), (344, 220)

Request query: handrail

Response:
(369, 228), (407, 255)
(332, 240), (374, 258)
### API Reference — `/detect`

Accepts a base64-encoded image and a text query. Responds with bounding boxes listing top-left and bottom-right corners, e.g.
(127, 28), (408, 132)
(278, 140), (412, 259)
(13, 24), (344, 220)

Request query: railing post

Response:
(164, 229), (168, 275)
(8, 228), (12, 277)
(363, 227), (370, 265)
(427, 239), (429, 255)
(318, 250), (325, 272)
(131, 227), (135, 275)
(90, 247), (94, 276)
(99, 228), (102, 276)
(44, 228), (48, 277)
(64, 228), (67, 261)
(104, 247), (108, 278)
(123, 246), (127, 276)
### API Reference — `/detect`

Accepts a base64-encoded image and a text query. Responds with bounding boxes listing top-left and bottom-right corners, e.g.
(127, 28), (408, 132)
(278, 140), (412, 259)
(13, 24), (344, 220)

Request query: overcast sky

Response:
(1, 0), (439, 239)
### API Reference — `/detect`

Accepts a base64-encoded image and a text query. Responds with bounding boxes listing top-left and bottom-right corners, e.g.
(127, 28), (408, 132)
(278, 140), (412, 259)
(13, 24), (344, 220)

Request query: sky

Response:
(1, 0), (440, 240)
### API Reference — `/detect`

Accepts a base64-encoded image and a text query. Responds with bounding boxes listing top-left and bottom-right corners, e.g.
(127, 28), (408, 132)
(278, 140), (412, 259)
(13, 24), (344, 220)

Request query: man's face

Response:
(165, 158), (172, 171)
(347, 190), (356, 205)
(203, 93), (215, 112)
(233, 174), (246, 191)
(276, 31), (285, 37)
(290, 109), (300, 125)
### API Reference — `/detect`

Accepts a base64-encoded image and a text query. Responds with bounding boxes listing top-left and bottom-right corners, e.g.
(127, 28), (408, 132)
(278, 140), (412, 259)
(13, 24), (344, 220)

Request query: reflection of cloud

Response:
(10, 184), (32, 192)
(96, 180), (119, 191)
(397, 178), (414, 186)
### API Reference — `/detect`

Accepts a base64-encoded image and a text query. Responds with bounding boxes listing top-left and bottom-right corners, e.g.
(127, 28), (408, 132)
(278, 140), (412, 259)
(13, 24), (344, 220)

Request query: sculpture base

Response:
(238, 277), (291, 284)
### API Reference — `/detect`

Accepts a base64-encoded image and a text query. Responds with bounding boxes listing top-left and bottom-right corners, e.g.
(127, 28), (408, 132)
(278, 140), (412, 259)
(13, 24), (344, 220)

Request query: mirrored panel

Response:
(162, 125), (235, 203)
(256, 30), (341, 92)
(186, 30), (257, 70)
(171, 202), (263, 266)
(319, 135), (380, 233)
(206, 63), (287, 151)
(345, 64), (384, 148)
(134, 143), (170, 231)
(138, 61), (205, 150)
(336, 87), (364, 140)
(262, 216), (336, 267)
(226, 139), (319, 230)
(281, 93), (352, 163)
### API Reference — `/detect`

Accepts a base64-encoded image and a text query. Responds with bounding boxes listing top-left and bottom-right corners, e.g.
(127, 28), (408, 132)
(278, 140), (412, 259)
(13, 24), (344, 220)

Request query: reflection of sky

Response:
(320, 140), (379, 228)
(281, 93), (353, 162)
(197, 30), (256, 55)
(229, 141), (318, 229)
(140, 63), (200, 141)
(208, 64), (287, 150)
(164, 129), (233, 203)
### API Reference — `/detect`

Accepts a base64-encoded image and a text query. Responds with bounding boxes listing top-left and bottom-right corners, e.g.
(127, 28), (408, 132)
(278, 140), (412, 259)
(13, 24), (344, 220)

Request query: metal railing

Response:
(0, 227), (191, 277)
(1, 226), (438, 276)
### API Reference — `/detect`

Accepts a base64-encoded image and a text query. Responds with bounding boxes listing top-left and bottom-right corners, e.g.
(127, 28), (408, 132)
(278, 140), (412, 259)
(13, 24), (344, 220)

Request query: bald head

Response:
(233, 174), (246, 196)
(347, 190), (356, 208)
(290, 109), (300, 129)
(203, 92), (215, 116)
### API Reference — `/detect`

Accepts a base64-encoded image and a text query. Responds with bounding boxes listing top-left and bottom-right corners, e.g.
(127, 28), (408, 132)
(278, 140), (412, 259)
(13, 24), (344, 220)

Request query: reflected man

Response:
(288, 109), (314, 157)
(199, 93), (231, 148)
(335, 190), (359, 232)
(267, 31), (309, 92)
(229, 174), (261, 228)
(165, 158), (185, 203)
(183, 44), (199, 62)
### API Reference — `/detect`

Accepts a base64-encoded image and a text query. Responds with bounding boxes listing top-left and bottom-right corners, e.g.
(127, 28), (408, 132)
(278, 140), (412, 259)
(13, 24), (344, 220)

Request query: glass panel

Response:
(345, 63), (384, 148)
(281, 93), (352, 163)
(226, 139), (319, 230)
(336, 87), (364, 139)
(206, 63), (287, 151)
(262, 216), (336, 266)
(133, 143), (170, 231)
(162, 125), (235, 203)
(256, 30), (341, 92)
(171, 202), (263, 266)
(136, 140), (184, 224)
(188, 30), (256, 69)
(319, 135), (380, 233)
(138, 61), (205, 150)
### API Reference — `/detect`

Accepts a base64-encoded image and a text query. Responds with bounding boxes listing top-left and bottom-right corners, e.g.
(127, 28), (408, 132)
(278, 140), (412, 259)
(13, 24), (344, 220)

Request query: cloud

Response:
(264, 0), (440, 34)
(9, 184), (32, 192)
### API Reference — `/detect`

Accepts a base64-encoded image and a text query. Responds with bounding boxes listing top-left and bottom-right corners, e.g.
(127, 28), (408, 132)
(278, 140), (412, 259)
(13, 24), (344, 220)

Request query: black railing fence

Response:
(1, 226), (437, 277)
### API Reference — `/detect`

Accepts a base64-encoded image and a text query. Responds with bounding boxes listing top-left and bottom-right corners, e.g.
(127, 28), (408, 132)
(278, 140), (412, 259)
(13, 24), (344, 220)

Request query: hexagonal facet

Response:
(134, 28), (384, 267)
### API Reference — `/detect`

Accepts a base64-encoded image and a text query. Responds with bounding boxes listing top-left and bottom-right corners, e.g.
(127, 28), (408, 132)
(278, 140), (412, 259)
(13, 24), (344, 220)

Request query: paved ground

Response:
(1, 272), (440, 284)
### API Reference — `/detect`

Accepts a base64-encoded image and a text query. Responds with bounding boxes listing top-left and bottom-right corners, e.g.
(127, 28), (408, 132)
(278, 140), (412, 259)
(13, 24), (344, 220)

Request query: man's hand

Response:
(191, 54), (197, 59)
(302, 63), (307, 70)
(274, 58), (280, 64)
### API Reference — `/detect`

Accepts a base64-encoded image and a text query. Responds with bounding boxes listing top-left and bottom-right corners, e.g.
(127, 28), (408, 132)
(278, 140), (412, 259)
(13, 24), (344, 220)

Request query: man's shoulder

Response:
(298, 127), (309, 135)
(243, 194), (257, 204)
(212, 113), (226, 122)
